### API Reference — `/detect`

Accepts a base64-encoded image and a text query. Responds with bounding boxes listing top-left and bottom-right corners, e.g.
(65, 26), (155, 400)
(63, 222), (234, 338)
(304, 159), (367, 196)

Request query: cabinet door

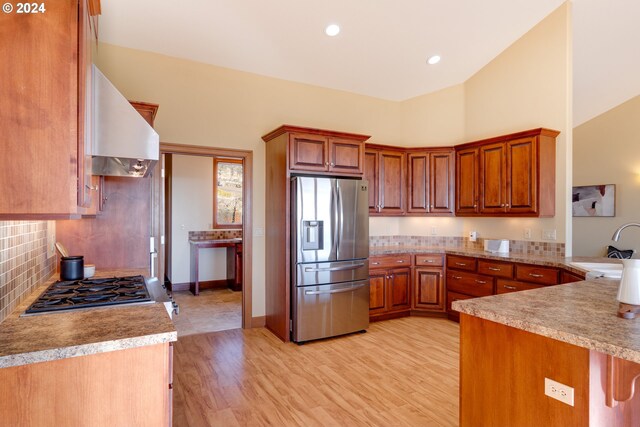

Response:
(430, 151), (454, 214)
(364, 150), (379, 213)
(506, 137), (537, 214)
(328, 138), (364, 175)
(413, 268), (445, 312)
(479, 142), (507, 214)
(288, 133), (329, 172)
(369, 270), (388, 315)
(407, 152), (429, 213)
(455, 148), (479, 215)
(379, 151), (406, 215)
(388, 268), (411, 311)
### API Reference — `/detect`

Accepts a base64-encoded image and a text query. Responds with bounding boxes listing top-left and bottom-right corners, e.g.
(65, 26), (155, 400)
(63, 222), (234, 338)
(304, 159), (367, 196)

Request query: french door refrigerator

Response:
(291, 176), (369, 342)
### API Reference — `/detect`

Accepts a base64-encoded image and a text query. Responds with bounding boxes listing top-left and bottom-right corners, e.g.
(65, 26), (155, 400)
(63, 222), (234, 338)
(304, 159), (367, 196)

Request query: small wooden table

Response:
(189, 238), (242, 295)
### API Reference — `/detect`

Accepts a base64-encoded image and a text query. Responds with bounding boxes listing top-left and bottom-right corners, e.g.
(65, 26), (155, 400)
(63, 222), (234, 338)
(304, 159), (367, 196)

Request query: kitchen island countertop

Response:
(0, 269), (177, 369)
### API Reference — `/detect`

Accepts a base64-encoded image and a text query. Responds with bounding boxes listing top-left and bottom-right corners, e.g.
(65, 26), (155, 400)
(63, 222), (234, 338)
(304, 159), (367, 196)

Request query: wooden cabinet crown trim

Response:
(262, 125), (371, 142)
(454, 128), (560, 151)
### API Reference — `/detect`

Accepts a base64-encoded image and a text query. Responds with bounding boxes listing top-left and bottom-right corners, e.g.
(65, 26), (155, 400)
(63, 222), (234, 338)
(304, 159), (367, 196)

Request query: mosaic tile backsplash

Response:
(0, 221), (56, 323)
(189, 229), (242, 240)
(370, 235), (565, 257)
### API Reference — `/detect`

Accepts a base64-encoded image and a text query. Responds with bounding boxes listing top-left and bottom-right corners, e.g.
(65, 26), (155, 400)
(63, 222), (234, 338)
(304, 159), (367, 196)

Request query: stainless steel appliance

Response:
(22, 275), (179, 318)
(291, 176), (369, 342)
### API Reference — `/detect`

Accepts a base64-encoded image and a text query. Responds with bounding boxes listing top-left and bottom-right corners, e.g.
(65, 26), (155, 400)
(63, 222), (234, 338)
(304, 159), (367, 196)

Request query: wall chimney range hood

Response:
(92, 65), (159, 177)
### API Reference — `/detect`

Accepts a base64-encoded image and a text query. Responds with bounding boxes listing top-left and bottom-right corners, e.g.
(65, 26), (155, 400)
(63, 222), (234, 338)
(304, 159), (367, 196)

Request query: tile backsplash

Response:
(369, 235), (565, 257)
(189, 229), (242, 240)
(0, 221), (56, 323)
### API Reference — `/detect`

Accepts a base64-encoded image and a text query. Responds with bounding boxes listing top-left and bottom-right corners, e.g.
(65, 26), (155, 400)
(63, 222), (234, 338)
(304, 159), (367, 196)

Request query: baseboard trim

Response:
(250, 316), (266, 328)
(169, 279), (229, 292)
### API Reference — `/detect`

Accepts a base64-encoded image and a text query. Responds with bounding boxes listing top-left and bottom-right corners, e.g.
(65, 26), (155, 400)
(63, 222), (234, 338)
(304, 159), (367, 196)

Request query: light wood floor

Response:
(172, 288), (242, 337)
(173, 316), (460, 427)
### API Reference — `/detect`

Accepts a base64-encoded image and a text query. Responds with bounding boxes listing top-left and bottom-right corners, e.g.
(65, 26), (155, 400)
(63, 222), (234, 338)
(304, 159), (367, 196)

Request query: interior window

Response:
(213, 158), (243, 228)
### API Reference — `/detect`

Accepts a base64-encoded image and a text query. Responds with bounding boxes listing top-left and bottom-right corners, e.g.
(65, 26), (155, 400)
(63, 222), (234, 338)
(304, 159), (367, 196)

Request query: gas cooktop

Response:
(23, 275), (152, 315)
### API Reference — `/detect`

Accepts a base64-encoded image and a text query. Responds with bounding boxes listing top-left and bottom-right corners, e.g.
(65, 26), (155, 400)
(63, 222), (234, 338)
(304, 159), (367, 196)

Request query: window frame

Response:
(213, 157), (243, 229)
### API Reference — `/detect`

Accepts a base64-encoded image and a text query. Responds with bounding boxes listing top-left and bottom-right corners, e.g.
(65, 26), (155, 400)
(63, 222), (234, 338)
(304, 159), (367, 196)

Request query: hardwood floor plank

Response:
(173, 316), (459, 426)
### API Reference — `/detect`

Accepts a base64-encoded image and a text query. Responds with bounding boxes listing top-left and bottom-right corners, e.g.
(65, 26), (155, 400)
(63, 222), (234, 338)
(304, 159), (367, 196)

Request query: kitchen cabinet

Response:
(446, 254), (565, 320)
(455, 128), (559, 217)
(407, 150), (454, 215)
(263, 125), (371, 342)
(412, 254), (446, 312)
(0, 342), (172, 427)
(287, 130), (366, 176)
(365, 147), (406, 215)
(226, 242), (243, 291)
(369, 254), (412, 320)
(0, 0), (100, 219)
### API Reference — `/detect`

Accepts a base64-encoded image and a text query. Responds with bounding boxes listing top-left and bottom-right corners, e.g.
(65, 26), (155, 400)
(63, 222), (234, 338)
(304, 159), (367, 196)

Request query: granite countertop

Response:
(452, 278), (640, 363)
(0, 269), (177, 369)
(189, 237), (242, 244)
(369, 244), (615, 276)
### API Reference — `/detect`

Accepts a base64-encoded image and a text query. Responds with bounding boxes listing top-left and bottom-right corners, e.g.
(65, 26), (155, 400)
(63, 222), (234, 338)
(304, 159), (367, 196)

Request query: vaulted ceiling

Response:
(100, 0), (640, 126)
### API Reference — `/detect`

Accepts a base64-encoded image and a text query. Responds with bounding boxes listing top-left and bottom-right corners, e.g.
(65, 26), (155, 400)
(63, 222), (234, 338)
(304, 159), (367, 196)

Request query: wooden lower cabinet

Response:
(460, 314), (640, 426)
(369, 253), (412, 320)
(413, 267), (445, 312)
(0, 343), (173, 427)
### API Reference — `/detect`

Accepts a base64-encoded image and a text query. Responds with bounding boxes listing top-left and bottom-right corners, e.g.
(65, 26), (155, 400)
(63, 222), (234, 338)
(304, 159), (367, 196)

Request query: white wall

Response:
(573, 95), (640, 256)
(170, 155), (226, 284)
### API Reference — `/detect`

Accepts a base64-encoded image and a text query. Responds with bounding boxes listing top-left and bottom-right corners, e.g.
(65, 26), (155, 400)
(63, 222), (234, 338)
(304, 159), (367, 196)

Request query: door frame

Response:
(155, 142), (253, 329)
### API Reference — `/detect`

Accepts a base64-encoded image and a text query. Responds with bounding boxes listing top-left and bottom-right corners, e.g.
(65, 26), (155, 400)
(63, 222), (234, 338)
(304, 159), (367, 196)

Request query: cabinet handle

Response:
(503, 285), (517, 290)
(85, 184), (98, 191)
(422, 259), (434, 263)
(529, 273), (544, 278)
(475, 280), (487, 284)
(452, 275), (462, 280)
(455, 262), (467, 266)
(372, 262), (380, 265)
(396, 260), (405, 263)
(488, 267), (501, 271)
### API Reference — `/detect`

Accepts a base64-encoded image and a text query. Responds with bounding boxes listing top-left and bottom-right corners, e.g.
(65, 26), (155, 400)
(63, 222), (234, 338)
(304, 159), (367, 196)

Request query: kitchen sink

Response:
(569, 261), (623, 279)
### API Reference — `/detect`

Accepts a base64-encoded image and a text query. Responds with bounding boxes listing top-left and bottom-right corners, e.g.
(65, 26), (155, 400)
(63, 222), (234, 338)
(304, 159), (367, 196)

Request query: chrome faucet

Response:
(612, 223), (640, 241)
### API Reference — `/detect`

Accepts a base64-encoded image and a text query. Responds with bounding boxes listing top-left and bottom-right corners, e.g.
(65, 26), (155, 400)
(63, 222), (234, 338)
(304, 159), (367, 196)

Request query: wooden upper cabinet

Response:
(408, 150), (454, 215)
(262, 126), (369, 176)
(455, 147), (480, 215)
(0, 0), (100, 219)
(289, 133), (330, 172)
(364, 150), (379, 211)
(456, 128), (559, 217)
(366, 147), (406, 215)
(369, 150), (406, 215)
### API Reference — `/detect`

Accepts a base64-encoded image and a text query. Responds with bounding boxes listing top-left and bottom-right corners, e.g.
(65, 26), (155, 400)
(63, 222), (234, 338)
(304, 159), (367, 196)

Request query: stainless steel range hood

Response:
(92, 65), (159, 177)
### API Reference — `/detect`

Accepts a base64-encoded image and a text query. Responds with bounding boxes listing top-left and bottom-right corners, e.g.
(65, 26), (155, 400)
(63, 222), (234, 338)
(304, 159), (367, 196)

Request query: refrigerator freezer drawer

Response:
(295, 259), (369, 287)
(292, 280), (370, 343)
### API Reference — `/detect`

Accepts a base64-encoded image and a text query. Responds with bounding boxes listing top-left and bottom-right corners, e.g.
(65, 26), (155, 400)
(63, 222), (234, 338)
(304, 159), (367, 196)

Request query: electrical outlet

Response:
(254, 227), (265, 237)
(431, 226), (438, 236)
(543, 229), (557, 240)
(545, 378), (574, 406)
(469, 231), (477, 242)
(524, 228), (532, 239)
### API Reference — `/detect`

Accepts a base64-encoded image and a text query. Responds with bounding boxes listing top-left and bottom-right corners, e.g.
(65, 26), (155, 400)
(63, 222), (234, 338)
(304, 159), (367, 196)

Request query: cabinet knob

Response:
(506, 204), (510, 207)
(325, 162), (329, 166)
(330, 162), (335, 167)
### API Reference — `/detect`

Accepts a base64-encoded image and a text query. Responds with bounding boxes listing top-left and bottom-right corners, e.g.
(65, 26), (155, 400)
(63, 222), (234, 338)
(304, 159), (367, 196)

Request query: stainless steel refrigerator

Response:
(291, 176), (369, 342)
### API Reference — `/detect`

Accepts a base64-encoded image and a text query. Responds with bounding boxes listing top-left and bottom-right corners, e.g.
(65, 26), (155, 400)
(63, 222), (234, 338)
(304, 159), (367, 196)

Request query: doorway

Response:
(152, 143), (253, 333)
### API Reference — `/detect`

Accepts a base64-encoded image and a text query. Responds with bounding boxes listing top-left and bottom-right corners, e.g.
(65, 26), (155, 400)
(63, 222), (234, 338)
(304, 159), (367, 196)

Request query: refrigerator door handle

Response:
(331, 181), (339, 259)
(336, 181), (343, 259)
(304, 283), (366, 295)
(304, 263), (366, 273)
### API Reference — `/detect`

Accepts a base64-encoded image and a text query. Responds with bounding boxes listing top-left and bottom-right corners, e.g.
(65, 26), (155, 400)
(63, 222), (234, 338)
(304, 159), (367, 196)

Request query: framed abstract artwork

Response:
(572, 184), (615, 217)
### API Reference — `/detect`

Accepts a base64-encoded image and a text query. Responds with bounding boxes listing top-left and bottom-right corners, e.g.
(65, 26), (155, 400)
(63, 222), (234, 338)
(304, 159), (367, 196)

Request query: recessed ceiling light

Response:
(427, 55), (441, 65)
(325, 24), (340, 37)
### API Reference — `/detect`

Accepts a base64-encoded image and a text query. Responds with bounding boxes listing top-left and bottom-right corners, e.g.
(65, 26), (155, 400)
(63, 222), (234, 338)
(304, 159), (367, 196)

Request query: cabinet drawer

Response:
(496, 279), (545, 294)
(446, 270), (493, 297)
(477, 259), (514, 279)
(446, 255), (477, 272)
(447, 291), (475, 313)
(415, 254), (444, 267)
(370, 254), (412, 269)
(515, 264), (559, 285)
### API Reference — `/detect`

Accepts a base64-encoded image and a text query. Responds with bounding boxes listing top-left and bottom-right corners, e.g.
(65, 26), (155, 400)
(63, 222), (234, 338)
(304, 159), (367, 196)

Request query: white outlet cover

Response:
(543, 229), (557, 240)
(544, 378), (574, 406)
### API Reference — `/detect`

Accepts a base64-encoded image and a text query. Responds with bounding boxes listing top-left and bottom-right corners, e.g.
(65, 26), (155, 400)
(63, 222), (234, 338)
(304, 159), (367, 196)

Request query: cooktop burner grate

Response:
(24, 275), (152, 315)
